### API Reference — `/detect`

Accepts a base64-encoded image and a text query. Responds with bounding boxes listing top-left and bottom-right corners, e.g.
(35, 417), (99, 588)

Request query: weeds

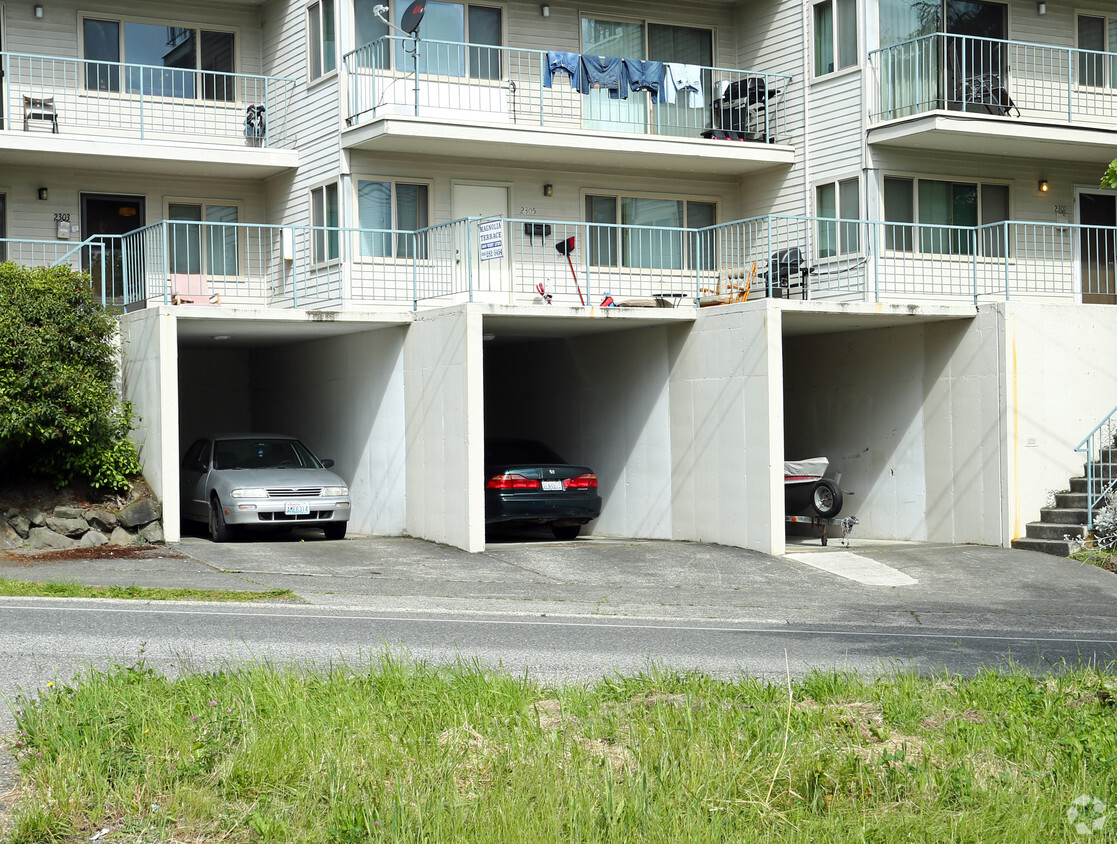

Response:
(0, 578), (297, 602)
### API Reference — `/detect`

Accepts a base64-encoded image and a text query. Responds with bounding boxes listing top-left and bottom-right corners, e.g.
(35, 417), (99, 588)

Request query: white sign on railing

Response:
(479, 217), (504, 261)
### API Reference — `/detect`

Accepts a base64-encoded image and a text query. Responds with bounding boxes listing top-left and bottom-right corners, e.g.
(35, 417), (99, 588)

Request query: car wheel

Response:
(551, 524), (581, 541)
(323, 522), (347, 541)
(209, 496), (234, 543)
(810, 480), (843, 519)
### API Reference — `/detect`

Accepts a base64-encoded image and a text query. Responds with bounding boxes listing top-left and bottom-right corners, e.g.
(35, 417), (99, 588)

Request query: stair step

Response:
(1040, 507), (1090, 525)
(1012, 537), (1077, 558)
(1054, 492), (1090, 509)
(1024, 521), (1087, 540)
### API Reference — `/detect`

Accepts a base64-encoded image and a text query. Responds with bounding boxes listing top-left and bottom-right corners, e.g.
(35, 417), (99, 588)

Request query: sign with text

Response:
(478, 218), (504, 261)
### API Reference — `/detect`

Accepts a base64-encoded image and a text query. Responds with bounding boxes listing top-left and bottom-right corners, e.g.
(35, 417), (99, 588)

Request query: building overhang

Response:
(1, 133), (299, 179)
(868, 113), (1117, 164)
(342, 115), (795, 176)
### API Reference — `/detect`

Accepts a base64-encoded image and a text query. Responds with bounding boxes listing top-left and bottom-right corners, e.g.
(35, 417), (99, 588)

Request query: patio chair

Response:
(23, 96), (59, 133)
(961, 72), (1019, 118)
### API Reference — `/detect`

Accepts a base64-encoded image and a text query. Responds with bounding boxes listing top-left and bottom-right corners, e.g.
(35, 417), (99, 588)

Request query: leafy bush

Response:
(0, 262), (141, 490)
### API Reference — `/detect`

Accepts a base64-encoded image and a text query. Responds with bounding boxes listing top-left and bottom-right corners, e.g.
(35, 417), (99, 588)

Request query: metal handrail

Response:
(343, 35), (791, 141)
(1075, 405), (1117, 531)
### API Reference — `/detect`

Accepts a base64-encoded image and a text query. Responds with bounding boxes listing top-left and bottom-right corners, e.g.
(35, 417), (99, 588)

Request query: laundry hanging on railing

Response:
(542, 52), (673, 105)
(663, 63), (704, 108)
(543, 51), (580, 88)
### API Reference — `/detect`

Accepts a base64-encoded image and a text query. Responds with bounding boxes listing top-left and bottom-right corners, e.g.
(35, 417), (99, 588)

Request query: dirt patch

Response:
(1, 545), (185, 566)
(0, 477), (153, 516)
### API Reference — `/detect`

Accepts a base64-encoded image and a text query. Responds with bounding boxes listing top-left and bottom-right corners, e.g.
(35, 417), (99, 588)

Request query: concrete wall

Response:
(250, 327), (407, 536)
(483, 325), (674, 539)
(668, 304), (784, 554)
(405, 306), (483, 551)
(119, 309), (180, 540)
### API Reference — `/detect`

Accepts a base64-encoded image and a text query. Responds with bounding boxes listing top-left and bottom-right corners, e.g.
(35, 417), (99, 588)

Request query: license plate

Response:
(541, 479), (563, 491)
(284, 503), (311, 515)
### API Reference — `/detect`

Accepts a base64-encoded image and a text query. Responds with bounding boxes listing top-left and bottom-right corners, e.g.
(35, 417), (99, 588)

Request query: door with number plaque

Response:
(452, 183), (509, 302)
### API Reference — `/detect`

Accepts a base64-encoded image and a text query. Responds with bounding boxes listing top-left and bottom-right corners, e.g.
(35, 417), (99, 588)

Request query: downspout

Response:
(801, 0), (813, 216)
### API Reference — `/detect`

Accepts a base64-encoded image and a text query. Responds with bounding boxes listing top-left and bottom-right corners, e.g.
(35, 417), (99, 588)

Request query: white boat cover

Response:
(784, 457), (828, 480)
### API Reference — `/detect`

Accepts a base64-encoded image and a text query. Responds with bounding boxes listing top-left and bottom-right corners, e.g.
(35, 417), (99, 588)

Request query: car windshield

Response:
(213, 439), (322, 470)
(485, 439), (567, 465)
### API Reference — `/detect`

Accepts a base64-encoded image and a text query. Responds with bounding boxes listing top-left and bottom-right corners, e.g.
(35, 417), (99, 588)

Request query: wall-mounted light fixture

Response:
(37, 187), (48, 200)
(541, 4), (550, 16)
(543, 183), (553, 197)
(1037, 1), (1046, 13)
(34, 4), (43, 18)
(1038, 179), (1049, 193)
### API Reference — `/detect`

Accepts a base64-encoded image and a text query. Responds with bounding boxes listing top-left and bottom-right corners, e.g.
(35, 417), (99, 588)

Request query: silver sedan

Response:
(180, 435), (351, 542)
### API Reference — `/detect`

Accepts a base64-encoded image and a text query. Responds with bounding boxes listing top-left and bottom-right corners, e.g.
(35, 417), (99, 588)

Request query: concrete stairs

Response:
(1012, 453), (1115, 557)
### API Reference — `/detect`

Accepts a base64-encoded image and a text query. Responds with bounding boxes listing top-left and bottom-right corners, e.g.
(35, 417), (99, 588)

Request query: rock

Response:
(0, 520), (21, 549)
(80, 530), (110, 547)
(138, 522), (165, 544)
(28, 527), (77, 550)
(26, 508), (47, 527)
(118, 498), (162, 529)
(45, 517), (88, 538)
(109, 526), (137, 545)
(4, 508), (19, 520)
(6, 513), (31, 538)
(53, 506), (86, 520)
(84, 509), (119, 532)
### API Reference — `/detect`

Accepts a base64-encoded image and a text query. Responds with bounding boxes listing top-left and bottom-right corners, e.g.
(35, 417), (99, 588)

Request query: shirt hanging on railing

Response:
(543, 51), (580, 88)
(663, 63), (704, 107)
(623, 59), (667, 103)
(576, 55), (628, 99)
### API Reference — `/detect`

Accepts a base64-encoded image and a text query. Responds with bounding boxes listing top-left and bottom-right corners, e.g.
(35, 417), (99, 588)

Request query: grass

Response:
(5, 657), (1117, 843)
(1071, 547), (1117, 574)
(0, 578), (296, 602)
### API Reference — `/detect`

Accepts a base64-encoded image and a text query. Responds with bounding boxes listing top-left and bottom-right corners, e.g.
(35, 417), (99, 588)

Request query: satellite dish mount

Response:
(373, 1), (427, 106)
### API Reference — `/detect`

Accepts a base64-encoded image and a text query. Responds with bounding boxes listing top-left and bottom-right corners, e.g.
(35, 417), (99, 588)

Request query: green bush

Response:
(0, 262), (141, 491)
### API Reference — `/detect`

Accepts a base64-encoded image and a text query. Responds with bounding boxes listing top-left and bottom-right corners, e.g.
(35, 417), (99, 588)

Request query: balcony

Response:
(341, 37), (794, 176)
(2, 53), (298, 177)
(867, 33), (1117, 161)
(29, 216), (1115, 312)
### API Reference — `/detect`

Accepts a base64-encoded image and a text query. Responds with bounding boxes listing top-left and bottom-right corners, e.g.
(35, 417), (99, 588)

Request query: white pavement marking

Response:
(784, 551), (918, 586)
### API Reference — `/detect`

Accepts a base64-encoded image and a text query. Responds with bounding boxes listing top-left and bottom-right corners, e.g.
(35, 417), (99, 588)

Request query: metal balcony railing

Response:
(1075, 406), (1117, 532)
(38, 217), (1117, 310)
(343, 36), (791, 143)
(3, 52), (296, 147)
(869, 32), (1117, 127)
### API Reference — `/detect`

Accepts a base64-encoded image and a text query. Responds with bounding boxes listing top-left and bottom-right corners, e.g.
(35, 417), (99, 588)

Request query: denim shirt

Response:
(576, 55), (628, 99)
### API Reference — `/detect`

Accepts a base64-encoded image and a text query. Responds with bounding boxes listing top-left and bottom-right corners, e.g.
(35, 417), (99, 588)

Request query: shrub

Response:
(0, 262), (141, 490)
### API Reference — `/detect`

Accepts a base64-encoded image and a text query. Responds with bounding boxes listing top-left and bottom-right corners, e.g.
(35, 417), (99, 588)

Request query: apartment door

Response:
(1077, 190), (1117, 305)
(452, 183), (509, 300)
(946, 0), (1007, 110)
(81, 194), (146, 303)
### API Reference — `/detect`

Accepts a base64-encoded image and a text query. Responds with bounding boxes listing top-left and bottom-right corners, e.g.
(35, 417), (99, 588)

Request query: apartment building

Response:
(4, 0), (1115, 553)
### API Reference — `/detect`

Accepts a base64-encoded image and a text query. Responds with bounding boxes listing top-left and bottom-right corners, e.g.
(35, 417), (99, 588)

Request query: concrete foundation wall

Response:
(483, 326), (674, 539)
(405, 306), (483, 551)
(668, 305), (783, 554)
(119, 310), (179, 539)
(251, 327), (407, 537)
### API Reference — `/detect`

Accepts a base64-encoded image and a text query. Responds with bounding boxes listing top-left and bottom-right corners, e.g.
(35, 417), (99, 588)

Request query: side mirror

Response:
(321, 458), (335, 468)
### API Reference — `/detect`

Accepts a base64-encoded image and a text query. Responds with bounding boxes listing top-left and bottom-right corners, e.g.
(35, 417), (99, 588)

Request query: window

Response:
(82, 18), (235, 99)
(168, 202), (240, 276)
(584, 193), (716, 270)
(814, 0), (857, 76)
(309, 0), (337, 79)
(1078, 15), (1117, 87)
(357, 180), (430, 258)
(884, 176), (1009, 255)
(311, 184), (339, 262)
(385, 1), (501, 78)
(816, 178), (860, 257)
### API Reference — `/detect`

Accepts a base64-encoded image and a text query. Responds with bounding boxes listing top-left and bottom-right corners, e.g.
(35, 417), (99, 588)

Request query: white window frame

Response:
(353, 176), (433, 261)
(361, 0), (506, 77)
(308, 0), (338, 81)
(164, 198), (244, 280)
(815, 176), (861, 258)
(1075, 11), (1117, 89)
(581, 189), (719, 271)
(78, 14), (239, 98)
(812, 0), (858, 78)
(310, 182), (340, 264)
(882, 173), (1012, 257)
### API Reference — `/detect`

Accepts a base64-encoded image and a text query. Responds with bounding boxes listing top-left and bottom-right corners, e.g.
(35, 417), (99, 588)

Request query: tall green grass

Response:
(6, 657), (1117, 842)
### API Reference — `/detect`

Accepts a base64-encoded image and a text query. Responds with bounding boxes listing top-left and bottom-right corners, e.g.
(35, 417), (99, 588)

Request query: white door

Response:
(452, 183), (509, 302)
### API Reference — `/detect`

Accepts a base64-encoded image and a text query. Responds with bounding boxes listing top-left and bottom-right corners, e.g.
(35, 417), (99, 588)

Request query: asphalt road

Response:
(2, 530), (1116, 730)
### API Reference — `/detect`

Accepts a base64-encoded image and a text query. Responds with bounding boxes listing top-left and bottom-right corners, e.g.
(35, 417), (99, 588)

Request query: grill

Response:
(265, 487), (322, 498)
(259, 511), (332, 522)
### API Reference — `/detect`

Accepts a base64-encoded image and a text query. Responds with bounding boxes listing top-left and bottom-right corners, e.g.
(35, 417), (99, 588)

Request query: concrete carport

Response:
(118, 307), (410, 543)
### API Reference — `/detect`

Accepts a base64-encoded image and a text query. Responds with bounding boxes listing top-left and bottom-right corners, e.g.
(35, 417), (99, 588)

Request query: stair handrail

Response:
(1074, 404), (1117, 531)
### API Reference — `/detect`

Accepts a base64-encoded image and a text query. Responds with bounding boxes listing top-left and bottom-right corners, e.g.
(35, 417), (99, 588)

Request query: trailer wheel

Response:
(810, 480), (843, 519)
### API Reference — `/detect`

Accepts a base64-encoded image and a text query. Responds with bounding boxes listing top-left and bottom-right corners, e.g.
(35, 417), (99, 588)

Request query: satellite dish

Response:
(400, 0), (426, 35)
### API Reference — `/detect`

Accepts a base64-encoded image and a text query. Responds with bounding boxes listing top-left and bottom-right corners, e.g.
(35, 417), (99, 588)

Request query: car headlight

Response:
(231, 488), (268, 498)
(321, 486), (349, 497)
